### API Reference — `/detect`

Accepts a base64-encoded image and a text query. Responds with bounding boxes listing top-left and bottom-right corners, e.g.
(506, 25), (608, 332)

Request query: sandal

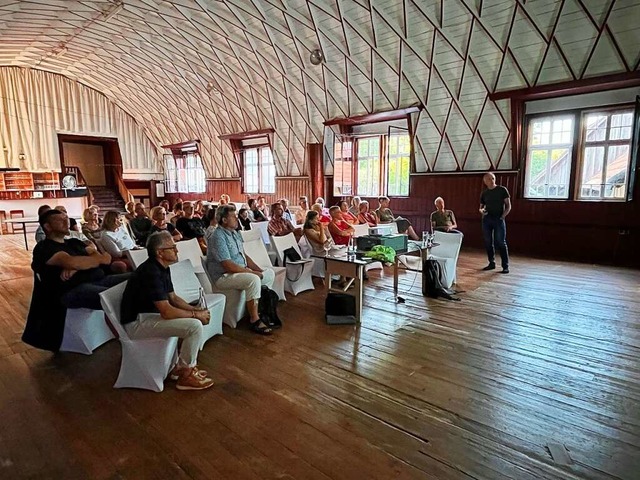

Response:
(249, 319), (273, 335)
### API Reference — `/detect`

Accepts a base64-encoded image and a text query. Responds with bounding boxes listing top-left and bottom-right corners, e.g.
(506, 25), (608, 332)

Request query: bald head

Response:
(483, 172), (496, 188)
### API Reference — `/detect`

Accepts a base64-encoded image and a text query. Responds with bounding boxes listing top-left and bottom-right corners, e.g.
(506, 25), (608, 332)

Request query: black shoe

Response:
(482, 263), (496, 271)
(500, 268), (509, 274)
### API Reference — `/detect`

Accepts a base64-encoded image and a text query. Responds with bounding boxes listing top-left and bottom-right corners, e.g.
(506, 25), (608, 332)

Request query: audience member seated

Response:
(35, 204), (52, 243)
(338, 200), (359, 224)
(430, 196), (461, 234)
(295, 196), (309, 224)
(23, 209), (130, 352)
(357, 200), (377, 227)
(150, 206), (182, 242)
(311, 203), (331, 224)
(349, 196), (361, 216)
(256, 196), (270, 219)
(170, 202), (184, 225)
(328, 206), (355, 245)
(219, 194), (231, 205)
(279, 198), (295, 224)
(130, 203), (153, 246)
(204, 207), (218, 240)
(303, 210), (334, 254)
(120, 231), (214, 391)
(315, 197), (329, 215)
(176, 202), (207, 253)
(159, 199), (171, 212)
(205, 205), (275, 335)
(305, 210), (353, 287)
(88, 204), (102, 225)
(248, 198), (267, 222)
(124, 201), (135, 221)
(101, 211), (139, 271)
(54, 206), (92, 245)
(82, 207), (102, 244)
(375, 196), (419, 240)
(268, 202), (300, 240)
(195, 200), (207, 218)
(238, 208), (252, 231)
(33, 210), (129, 310)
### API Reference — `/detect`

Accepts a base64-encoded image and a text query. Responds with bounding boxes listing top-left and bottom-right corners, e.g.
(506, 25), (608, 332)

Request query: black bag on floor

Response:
(422, 259), (460, 301)
(259, 286), (282, 328)
(325, 293), (356, 324)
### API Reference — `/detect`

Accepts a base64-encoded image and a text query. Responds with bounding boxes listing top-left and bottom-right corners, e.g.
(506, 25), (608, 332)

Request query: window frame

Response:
(163, 147), (206, 194)
(334, 132), (411, 198)
(242, 143), (275, 195)
(521, 102), (637, 202)
(577, 106), (635, 201)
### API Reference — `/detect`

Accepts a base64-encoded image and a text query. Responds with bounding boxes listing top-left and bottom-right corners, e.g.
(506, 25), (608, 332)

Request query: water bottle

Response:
(347, 235), (355, 256)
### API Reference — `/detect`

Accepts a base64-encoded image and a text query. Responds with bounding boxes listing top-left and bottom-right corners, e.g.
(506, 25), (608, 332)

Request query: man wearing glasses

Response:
(120, 231), (214, 391)
(206, 204), (275, 335)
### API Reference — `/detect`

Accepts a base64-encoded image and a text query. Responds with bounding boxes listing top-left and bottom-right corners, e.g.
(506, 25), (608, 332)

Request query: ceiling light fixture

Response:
(52, 44), (68, 57)
(310, 48), (324, 65)
(102, 0), (124, 22)
(206, 81), (220, 94)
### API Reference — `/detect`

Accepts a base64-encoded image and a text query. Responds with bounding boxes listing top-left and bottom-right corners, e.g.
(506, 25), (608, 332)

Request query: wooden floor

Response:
(0, 234), (638, 480)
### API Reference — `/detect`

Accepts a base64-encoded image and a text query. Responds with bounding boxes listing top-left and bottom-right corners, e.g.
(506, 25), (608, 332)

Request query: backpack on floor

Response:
(422, 259), (460, 301)
(259, 286), (282, 328)
(325, 292), (356, 325)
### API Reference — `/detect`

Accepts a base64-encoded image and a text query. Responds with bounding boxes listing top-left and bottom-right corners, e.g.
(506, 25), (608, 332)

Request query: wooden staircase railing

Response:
(114, 171), (134, 205)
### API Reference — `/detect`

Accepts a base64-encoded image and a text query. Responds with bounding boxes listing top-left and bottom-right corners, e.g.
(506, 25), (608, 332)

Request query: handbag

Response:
(282, 246), (304, 282)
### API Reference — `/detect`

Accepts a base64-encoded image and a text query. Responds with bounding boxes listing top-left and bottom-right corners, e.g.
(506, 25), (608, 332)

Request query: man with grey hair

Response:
(206, 204), (275, 335)
(430, 197), (460, 233)
(480, 172), (511, 273)
(120, 231), (214, 390)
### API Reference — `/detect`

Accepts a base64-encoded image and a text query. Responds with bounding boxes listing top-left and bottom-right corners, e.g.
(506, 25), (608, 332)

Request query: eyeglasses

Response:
(159, 245), (178, 252)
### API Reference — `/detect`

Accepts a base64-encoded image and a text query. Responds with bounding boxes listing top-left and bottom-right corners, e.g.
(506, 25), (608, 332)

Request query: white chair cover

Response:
(270, 233), (315, 296)
(125, 248), (149, 270)
(176, 238), (205, 273)
(202, 256), (247, 328)
(170, 260), (224, 348)
(251, 221), (271, 244)
(430, 231), (463, 289)
(99, 282), (178, 392)
(60, 308), (115, 355)
(243, 239), (287, 300)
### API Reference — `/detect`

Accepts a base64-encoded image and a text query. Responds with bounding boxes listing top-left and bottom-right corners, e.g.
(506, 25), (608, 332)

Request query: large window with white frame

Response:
(164, 151), (206, 193)
(523, 103), (638, 201)
(243, 145), (275, 194)
(579, 109), (634, 199)
(333, 132), (411, 197)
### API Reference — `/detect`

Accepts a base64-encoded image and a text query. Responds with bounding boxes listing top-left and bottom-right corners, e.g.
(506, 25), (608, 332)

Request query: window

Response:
(387, 134), (411, 196)
(524, 115), (574, 199)
(243, 146), (275, 194)
(357, 137), (381, 196)
(164, 151), (206, 193)
(579, 110), (633, 199)
(332, 132), (411, 197)
(523, 103), (638, 201)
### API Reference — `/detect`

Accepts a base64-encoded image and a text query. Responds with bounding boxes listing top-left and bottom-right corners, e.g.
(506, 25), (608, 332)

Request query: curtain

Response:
(0, 67), (159, 173)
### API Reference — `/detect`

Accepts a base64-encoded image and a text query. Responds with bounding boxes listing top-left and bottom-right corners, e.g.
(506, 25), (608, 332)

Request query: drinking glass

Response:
(422, 231), (429, 247)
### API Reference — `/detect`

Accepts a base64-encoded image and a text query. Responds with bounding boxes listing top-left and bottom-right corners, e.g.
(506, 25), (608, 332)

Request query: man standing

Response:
(206, 205), (275, 335)
(120, 231), (214, 391)
(480, 172), (511, 273)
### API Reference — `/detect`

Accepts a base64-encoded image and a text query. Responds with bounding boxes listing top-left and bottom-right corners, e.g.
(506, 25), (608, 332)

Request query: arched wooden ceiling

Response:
(1, 0), (639, 177)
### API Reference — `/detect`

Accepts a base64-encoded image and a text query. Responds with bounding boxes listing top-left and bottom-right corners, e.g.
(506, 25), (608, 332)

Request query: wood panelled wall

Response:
(329, 172), (640, 267)
(164, 177), (312, 206)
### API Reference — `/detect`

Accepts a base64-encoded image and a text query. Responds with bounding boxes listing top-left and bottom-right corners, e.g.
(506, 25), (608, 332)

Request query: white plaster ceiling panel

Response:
(0, 0), (638, 177)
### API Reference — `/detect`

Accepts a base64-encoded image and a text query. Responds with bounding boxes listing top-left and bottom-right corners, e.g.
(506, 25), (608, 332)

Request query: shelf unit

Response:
(0, 171), (70, 200)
